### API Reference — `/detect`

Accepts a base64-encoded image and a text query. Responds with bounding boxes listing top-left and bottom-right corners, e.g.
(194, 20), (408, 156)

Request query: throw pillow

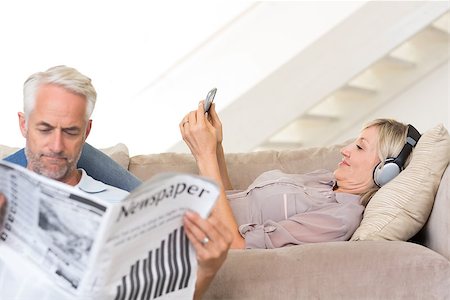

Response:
(0, 145), (19, 160)
(99, 143), (130, 170)
(351, 124), (450, 241)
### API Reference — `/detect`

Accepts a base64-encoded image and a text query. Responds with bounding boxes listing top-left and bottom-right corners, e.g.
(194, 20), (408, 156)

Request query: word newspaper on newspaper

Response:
(0, 160), (219, 299)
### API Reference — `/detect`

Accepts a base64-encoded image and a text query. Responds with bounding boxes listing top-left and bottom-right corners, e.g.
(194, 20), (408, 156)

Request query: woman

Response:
(179, 101), (416, 249)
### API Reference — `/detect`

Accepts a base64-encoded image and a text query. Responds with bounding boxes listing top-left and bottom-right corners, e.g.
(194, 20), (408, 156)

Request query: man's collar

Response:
(76, 168), (107, 194)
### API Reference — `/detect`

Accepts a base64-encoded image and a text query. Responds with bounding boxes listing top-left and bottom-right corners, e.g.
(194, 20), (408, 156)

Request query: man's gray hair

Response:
(23, 65), (97, 121)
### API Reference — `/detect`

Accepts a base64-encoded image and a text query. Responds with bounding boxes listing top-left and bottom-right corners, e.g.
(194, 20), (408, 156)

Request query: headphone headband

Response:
(392, 124), (421, 169)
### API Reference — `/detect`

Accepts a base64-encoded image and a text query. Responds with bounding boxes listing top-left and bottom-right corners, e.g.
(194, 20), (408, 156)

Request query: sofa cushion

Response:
(351, 124), (450, 241)
(205, 241), (450, 299)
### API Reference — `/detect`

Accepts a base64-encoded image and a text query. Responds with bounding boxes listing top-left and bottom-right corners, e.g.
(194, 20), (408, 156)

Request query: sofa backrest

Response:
(129, 141), (348, 190)
(415, 164), (450, 260)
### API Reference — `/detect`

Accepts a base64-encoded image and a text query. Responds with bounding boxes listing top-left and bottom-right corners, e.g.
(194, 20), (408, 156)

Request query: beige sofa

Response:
(2, 128), (450, 299)
(129, 140), (450, 299)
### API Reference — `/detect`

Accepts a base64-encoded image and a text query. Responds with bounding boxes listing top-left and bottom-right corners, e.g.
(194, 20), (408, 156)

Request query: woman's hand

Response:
(207, 103), (223, 145)
(180, 101), (218, 161)
(183, 210), (233, 300)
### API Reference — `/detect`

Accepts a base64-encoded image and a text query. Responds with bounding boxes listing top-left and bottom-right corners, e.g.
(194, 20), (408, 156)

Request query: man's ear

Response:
(18, 112), (27, 138)
(85, 119), (92, 139)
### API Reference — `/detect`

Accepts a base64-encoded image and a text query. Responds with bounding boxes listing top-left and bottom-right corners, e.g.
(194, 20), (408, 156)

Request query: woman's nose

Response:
(341, 146), (350, 157)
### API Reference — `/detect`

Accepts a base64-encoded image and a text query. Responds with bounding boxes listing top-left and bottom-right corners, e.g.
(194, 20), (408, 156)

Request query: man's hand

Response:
(183, 210), (233, 300)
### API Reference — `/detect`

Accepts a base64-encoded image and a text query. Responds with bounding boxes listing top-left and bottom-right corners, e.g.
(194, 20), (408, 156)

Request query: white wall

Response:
(332, 61), (449, 143)
(1, 2), (446, 155)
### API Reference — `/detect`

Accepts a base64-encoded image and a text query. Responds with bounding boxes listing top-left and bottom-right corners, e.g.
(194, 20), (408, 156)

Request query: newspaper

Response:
(0, 160), (219, 300)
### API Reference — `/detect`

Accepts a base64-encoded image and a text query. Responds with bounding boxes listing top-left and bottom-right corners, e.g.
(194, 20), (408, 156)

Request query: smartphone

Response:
(204, 88), (217, 113)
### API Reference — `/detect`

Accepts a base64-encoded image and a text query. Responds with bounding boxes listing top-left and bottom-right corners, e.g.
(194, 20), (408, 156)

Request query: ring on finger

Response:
(201, 236), (210, 246)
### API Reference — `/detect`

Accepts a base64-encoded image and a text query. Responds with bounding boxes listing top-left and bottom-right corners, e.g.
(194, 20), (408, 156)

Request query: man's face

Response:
(19, 84), (91, 185)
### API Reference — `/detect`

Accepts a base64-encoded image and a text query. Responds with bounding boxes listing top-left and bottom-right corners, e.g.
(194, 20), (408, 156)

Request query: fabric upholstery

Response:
(204, 241), (450, 300)
(129, 152), (198, 182)
(417, 164), (450, 261)
(129, 141), (349, 190)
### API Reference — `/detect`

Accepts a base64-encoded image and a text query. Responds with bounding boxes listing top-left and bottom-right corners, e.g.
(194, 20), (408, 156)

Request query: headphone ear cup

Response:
(373, 158), (400, 187)
(373, 161), (382, 187)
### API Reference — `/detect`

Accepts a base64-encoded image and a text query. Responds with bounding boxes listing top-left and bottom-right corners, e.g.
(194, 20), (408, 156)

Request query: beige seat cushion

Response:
(351, 124), (450, 241)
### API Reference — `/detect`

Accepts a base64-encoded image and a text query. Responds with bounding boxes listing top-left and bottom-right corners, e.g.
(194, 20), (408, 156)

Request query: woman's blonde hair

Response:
(359, 118), (410, 206)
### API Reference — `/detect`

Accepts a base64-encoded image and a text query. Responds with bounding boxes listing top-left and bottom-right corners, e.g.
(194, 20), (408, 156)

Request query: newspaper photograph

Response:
(0, 161), (219, 299)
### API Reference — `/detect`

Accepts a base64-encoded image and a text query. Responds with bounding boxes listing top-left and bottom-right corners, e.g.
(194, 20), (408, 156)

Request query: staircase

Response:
(261, 11), (450, 150)
(163, 1), (449, 153)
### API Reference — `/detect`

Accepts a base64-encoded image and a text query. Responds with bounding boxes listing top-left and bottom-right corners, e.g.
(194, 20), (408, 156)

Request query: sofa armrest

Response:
(418, 164), (450, 261)
(204, 241), (450, 299)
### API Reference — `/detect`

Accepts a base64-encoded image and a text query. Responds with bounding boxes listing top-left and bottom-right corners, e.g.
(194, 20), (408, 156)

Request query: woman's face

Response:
(334, 125), (381, 194)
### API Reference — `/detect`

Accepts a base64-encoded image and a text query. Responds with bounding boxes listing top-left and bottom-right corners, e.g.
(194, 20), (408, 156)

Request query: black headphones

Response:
(373, 124), (421, 187)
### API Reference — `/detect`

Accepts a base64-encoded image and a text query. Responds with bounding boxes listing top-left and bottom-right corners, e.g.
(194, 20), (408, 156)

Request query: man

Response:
(0, 65), (232, 299)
